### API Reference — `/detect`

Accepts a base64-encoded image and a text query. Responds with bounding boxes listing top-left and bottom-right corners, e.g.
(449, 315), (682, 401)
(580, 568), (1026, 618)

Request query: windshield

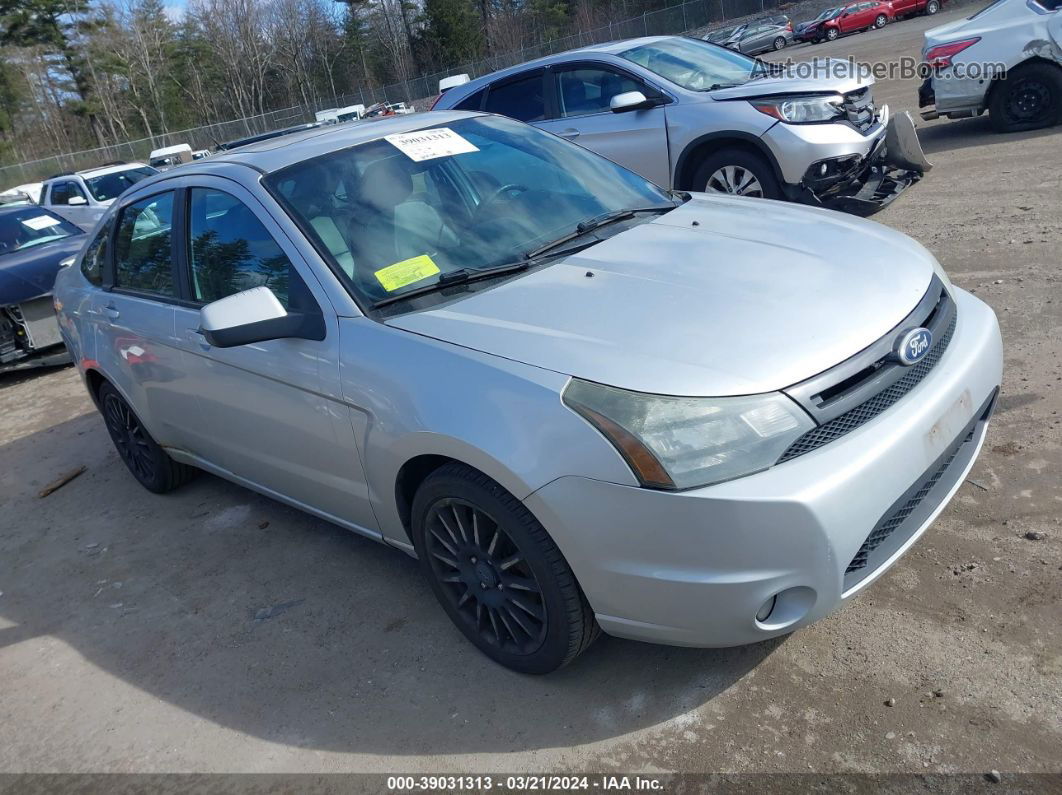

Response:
(815, 7), (840, 19)
(84, 166), (158, 202)
(621, 37), (759, 91)
(0, 208), (81, 255)
(267, 115), (673, 309)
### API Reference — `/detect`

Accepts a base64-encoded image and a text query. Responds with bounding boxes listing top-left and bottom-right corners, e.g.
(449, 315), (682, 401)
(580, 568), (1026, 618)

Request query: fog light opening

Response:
(756, 595), (777, 622)
(755, 586), (817, 631)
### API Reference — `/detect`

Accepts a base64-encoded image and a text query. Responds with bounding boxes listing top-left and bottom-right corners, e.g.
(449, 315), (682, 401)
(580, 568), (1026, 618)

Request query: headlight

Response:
(563, 380), (815, 490)
(751, 94), (845, 123)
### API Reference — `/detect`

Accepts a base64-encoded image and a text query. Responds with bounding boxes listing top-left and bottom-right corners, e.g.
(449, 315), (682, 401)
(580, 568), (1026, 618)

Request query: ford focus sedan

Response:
(54, 112), (1002, 673)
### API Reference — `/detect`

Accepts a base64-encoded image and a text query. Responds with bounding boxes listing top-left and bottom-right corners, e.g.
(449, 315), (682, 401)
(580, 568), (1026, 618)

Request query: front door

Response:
(46, 180), (97, 230)
(537, 64), (672, 189)
(169, 178), (378, 535)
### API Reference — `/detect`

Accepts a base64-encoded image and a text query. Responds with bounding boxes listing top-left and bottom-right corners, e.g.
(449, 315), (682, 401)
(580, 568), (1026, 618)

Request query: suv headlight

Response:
(751, 94), (845, 123)
(563, 380), (815, 490)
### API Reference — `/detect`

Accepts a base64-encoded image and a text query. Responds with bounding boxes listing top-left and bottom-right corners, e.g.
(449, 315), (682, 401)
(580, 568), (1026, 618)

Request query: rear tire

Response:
(773, 36), (787, 50)
(989, 63), (1062, 133)
(98, 382), (197, 493)
(925, 0), (940, 13)
(874, 13), (888, 27)
(411, 462), (599, 674)
(693, 148), (782, 200)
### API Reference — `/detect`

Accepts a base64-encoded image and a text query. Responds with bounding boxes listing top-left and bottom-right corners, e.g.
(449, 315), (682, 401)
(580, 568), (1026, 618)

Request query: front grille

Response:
(778, 311), (957, 463)
(846, 426), (973, 575)
(843, 87), (877, 132)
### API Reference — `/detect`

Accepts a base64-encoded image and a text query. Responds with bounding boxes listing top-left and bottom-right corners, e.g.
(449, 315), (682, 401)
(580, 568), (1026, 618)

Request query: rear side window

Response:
(484, 73), (545, 122)
(114, 192), (176, 297)
(50, 181), (87, 206)
(187, 188), (293, 307)
(81, 219), (113, 286)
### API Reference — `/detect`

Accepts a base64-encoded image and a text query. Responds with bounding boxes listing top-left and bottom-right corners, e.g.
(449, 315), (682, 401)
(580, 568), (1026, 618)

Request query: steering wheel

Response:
(476, 183), (530, 218)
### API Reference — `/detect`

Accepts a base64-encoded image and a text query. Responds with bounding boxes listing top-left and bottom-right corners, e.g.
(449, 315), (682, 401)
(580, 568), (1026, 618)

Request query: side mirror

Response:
(610, 91), (659, 113)
(67, 195), (88, 206)
(199, 286), (325, 348)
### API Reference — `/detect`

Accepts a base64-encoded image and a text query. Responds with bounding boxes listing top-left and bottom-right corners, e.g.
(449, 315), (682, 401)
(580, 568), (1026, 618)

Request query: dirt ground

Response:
(1, 9), (1060, 778)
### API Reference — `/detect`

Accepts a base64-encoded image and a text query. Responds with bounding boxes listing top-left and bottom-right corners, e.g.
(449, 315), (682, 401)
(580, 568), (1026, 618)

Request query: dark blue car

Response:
(0, 205), (86, 371)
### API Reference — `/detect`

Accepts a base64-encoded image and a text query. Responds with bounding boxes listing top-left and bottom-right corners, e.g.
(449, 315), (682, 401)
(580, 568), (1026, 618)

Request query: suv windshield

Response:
(621, 37), (760, 91)
(83, 166), (157, 202)
(0, 208), (81, 255)
(267, 115), (673, 309)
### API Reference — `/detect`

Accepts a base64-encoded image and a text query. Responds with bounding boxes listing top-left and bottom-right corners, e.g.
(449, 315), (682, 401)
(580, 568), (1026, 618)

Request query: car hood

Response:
(0, 235), (85, 305)
(387, 196), (937, 396)
(710, 58), (872, 99)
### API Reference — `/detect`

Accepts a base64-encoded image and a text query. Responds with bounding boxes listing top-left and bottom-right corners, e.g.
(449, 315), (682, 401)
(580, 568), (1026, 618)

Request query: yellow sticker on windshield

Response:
(375, 254), (441, 292)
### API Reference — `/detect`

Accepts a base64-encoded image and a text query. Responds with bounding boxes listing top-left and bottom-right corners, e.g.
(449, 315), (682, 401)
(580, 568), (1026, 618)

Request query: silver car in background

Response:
(55, 112), (1002, 673)
(434, 36), (930, 215)
(713, 22), (794, 55)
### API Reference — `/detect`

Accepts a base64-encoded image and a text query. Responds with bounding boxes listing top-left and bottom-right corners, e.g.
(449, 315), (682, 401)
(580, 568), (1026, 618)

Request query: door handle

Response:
(103, 304), (120, 321)
(558, 129), (581, 139)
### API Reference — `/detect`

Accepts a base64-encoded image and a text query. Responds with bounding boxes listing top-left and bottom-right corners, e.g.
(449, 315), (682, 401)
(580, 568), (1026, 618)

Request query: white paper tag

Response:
(21, 215), (62, 231)
(385, 128), (479, 162)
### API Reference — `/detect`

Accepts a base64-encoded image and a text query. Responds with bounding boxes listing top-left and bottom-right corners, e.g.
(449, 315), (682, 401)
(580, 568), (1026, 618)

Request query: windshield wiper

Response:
(525, 205), (674, 260)
(372, 260), (531, 309)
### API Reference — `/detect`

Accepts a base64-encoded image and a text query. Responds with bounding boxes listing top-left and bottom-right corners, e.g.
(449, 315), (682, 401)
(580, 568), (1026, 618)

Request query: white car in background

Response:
(919, 0), (1062, 131)
(39, 162), (158, 230)
(1, 182), (43, 204)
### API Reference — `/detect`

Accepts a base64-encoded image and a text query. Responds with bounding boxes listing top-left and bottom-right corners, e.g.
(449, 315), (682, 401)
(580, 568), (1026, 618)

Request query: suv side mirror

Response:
(200, 286), (325, 348)
(67, 195), (88, 206)
(610, 91), (660, 113)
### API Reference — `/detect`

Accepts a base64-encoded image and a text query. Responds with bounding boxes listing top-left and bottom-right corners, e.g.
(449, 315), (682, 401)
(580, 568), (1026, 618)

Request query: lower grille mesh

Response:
(778, 312), (957, 463)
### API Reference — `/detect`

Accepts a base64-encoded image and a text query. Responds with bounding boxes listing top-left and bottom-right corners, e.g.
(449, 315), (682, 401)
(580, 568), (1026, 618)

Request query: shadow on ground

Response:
(918, 116), (1061, 156)
(0, 413), (781, 755)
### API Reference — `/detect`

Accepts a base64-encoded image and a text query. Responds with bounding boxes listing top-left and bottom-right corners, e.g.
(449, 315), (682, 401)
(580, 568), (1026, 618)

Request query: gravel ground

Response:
(0, 8), (1059, 779)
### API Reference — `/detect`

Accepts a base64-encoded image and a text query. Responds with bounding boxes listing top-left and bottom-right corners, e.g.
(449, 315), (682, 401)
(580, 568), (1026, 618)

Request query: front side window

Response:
(557, 68), (647, 117)
(114, 192), (176, 297)
(484, 73), (546, 122)
(267, 115), (673, 310)
(84, 166), (158, 203)
(621, 37), (761, 91)
(188, 188), (292, 307)
(0, 208), (81, 255)
(50, 181), (87, 206)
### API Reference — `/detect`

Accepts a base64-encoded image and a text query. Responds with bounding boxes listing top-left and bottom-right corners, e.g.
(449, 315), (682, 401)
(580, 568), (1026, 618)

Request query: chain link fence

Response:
(1, 0), (783, 186)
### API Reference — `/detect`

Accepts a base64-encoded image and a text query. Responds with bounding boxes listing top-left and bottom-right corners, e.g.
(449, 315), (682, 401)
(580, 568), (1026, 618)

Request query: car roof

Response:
(123, 110), (480, 184)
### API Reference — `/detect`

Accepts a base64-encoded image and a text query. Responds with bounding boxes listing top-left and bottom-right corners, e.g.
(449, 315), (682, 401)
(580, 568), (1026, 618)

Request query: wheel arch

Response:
(674, 131), (786, 192)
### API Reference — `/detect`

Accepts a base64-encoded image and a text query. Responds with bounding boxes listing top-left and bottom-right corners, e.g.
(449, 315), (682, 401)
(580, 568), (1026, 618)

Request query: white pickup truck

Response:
(39, 162), (158, 230)
(919, 0), (1062, 131)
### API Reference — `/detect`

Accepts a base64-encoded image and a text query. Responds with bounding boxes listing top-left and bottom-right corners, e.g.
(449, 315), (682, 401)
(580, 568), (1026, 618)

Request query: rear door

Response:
(536, 63), (672, 188)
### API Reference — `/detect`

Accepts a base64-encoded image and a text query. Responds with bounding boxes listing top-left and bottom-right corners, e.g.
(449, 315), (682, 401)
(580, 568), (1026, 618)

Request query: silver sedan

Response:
(55, 111), (1002, 673)
(717, 23), (794, 55)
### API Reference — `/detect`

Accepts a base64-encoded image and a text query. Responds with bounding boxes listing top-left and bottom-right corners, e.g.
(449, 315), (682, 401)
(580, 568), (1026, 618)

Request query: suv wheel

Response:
(694, 148), (782, 200)
(98, 382), (197, 493)
(411, 462), (599, 674)
(925, 0), (940, 13)
(874, 14), (888, 27)
(825, 27), (839, 40)
(990, 63), (1062, 133)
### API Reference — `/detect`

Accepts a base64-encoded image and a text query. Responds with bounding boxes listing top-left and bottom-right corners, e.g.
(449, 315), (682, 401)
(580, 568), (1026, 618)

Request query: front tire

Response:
(411, 463), (599, 674)
(925, 0), (940, 14)
(98, 382), (197, 493)
(989, 63), (1062, 133)
(825, 27), (839, 41)
(693, 148), (782, 200)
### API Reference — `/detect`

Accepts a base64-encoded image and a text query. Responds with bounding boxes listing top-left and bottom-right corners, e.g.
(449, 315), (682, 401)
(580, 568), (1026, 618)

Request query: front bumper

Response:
(764, 107), (930, 216)
(524, 288), (1002, 647)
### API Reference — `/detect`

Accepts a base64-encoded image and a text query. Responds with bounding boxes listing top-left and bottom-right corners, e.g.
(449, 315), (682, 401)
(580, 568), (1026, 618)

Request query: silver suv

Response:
(434, 36), (930, 214)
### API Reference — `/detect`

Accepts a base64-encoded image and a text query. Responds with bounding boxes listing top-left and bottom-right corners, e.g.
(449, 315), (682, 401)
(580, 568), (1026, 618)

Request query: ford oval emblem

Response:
(895, 327), (933, 366)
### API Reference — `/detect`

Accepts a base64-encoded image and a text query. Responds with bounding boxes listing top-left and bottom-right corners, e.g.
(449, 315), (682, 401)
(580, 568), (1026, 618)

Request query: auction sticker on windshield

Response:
(21, 215), (62, 231)
(375, 254), (441, 291)
(385, 128), (478, 162)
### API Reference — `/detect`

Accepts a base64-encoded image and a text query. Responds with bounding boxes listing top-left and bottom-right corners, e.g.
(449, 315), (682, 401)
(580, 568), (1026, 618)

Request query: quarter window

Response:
(557, 68), (646, 117)
(454, 88), (486, 111)
(114, 192), (176, 297)
(187, 188), (293, 307)
(484, 74), (545, 122)
(81, 218), (113, 286)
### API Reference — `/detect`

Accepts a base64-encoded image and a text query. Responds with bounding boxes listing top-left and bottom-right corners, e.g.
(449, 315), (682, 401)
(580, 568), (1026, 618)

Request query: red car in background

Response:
(817, 0), (894, 41)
